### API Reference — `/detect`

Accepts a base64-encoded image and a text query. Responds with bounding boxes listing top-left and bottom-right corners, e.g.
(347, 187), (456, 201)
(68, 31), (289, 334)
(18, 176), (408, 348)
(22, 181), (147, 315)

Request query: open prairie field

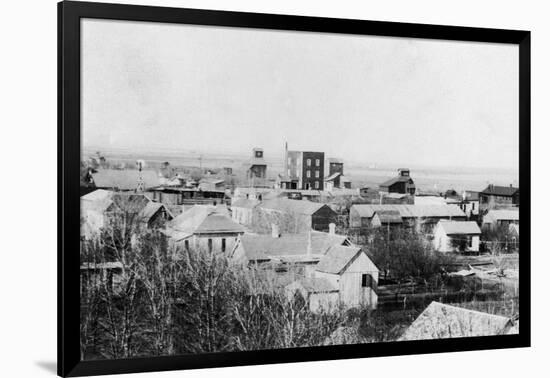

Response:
(83, 146), (518, 193)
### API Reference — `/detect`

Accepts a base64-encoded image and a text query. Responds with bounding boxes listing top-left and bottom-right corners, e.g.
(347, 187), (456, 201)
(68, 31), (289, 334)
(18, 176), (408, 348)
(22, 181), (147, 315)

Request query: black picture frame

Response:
(58, 1), (531, 376)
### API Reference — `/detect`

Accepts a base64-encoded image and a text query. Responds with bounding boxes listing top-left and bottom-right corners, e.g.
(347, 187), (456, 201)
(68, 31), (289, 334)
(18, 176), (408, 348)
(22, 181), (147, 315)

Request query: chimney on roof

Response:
(271, 223), (280, 238)
(307, 230), (312, 256)
(329, 223), (336, 235)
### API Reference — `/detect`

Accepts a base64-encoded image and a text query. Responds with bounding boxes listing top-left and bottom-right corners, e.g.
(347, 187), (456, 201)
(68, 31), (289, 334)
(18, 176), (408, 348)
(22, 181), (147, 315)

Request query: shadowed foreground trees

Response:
(80, 215), (348, 359)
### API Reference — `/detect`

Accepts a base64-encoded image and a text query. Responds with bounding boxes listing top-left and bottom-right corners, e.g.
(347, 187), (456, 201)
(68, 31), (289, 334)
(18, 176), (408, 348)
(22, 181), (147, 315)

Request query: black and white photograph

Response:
(7, 0), (550, 377)
(77, 15), (522, 361)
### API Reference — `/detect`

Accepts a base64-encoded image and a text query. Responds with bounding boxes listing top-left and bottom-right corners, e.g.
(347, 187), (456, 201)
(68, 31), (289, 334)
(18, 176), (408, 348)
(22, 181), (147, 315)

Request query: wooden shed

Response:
(314, 245), (379, 309)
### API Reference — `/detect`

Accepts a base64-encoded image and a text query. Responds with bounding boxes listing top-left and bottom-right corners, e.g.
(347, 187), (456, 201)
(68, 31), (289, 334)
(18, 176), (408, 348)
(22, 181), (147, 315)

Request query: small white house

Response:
(314, 245), (379, 309)
(433, 220), (481, 253)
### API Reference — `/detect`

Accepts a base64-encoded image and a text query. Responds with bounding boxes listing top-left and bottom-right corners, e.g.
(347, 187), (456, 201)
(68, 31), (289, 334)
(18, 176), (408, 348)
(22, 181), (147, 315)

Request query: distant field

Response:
(83, 146), (518, 193)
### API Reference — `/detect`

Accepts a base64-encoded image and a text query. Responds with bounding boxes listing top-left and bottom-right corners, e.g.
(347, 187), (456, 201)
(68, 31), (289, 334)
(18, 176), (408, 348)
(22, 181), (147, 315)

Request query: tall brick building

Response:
(282, 143), (325, 190)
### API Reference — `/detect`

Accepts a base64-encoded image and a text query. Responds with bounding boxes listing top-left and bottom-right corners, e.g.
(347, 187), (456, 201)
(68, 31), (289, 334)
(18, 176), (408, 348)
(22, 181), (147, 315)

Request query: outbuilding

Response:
(433, 220), (481, 253)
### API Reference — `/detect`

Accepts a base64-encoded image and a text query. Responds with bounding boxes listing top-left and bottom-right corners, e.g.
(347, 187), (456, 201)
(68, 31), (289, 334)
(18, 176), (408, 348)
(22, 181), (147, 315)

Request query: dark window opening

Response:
(221, 238), (226, 252)
(184, 240), (189, 251)
(362, 274), (373, 288)
(208, 239), (213, 252)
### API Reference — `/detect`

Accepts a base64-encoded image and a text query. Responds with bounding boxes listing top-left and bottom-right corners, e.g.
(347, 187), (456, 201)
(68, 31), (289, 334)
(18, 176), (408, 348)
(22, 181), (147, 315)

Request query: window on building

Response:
(314, 181), (319, 189)
(362, 274), (373, 288)
(288, 157), (291, 165)
(315, 170), (320, 178)
(306, 170), (311, 178)
(208, 239), (213, 252)
(184, 240), (189, 250)
(316, 159), (320, 166)
(472, 202), (475, 211)
(221, 238), (226, 252)
(307, 159), (311, 166)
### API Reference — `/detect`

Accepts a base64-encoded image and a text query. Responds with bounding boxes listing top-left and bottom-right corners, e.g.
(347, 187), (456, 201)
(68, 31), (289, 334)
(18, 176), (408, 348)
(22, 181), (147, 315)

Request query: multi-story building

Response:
(479, 184), (519, 211)
(282, 143), (325, 190)
(247, 147), (267, 186)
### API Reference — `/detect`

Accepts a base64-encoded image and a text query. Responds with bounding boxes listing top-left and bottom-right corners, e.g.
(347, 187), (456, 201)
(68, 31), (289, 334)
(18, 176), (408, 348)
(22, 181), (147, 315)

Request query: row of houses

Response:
(80, 188), (380, 313)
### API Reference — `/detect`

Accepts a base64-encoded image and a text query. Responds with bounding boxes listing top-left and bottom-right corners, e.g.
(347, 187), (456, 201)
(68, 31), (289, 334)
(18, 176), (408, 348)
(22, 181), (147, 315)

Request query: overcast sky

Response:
(81, 19), (519, 170)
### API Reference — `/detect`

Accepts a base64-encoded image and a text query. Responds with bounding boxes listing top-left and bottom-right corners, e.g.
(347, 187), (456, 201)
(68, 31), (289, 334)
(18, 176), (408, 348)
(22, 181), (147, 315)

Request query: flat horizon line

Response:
(82, 144), (519, 173)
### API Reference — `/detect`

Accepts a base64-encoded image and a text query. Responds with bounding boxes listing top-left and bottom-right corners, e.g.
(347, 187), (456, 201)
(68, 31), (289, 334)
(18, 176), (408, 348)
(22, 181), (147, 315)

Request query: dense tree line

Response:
(360, 226), (454, 284)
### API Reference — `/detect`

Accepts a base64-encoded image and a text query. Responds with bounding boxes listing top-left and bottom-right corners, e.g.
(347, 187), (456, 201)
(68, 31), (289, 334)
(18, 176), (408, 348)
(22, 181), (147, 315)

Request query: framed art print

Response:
(58, 1), (530, 376)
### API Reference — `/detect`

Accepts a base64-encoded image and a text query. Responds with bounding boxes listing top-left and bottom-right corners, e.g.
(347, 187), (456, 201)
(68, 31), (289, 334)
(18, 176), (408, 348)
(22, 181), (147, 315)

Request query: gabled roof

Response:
(140, 201), (173, 221)
(351, 204), (466, 219)
(373, 210), (403, 224)
(111, 193), (172, 222)
(379, 176), (414, 188)
(483, 209), (520, 223)
(481, 185), (519, 197)
(82, 190), (170, 222)
(81, 189), (112, 202)
(315, 245), (363, 274)
(169, 205), (245, 237)
(91, 169), (161, 190)
(81, 189), (114, 213)
(289, 277), (338, 293)
(238, 231), (349, 262)
(259, 198), (334, 216)
(399, 302), (512, 341)
(111, 193), (151, 213)
(437, 220), (481, 235)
